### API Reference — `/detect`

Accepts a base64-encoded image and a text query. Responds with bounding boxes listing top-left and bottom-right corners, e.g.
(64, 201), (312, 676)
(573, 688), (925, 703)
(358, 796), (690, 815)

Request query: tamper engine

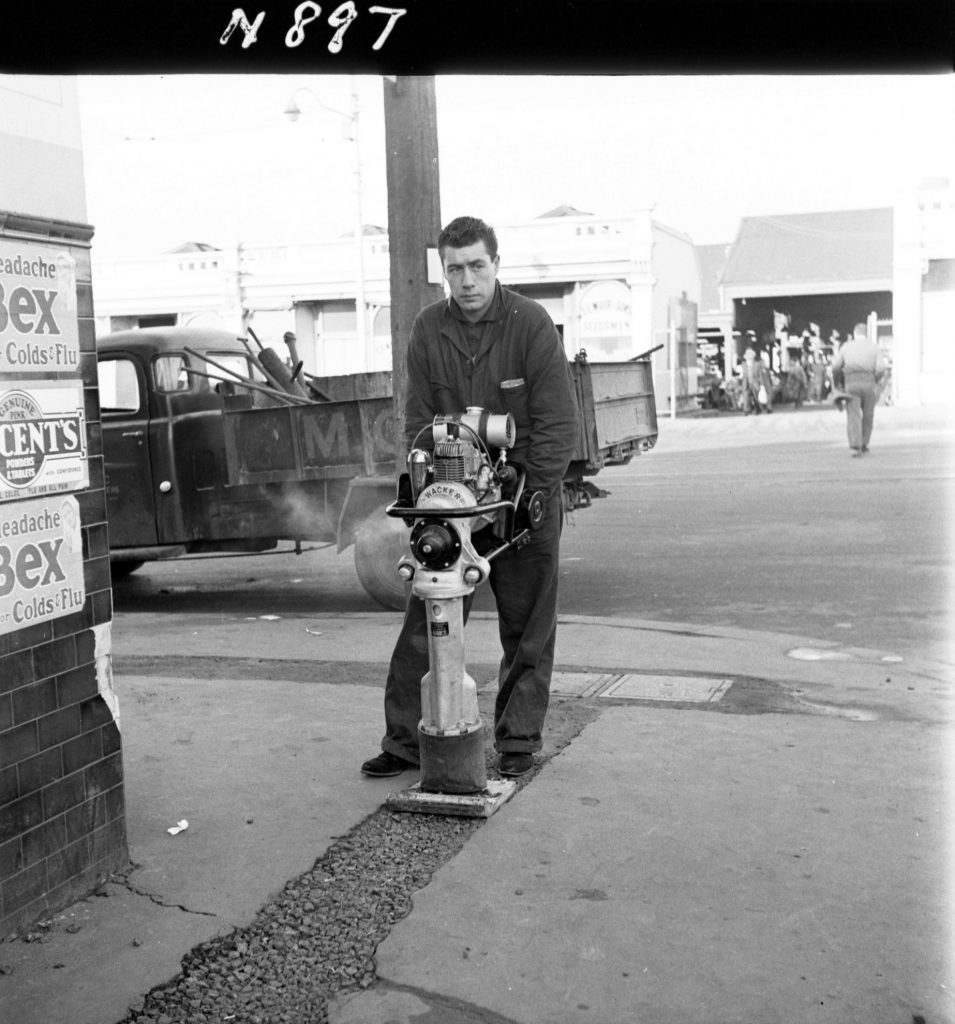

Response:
(385, 408), (544, 816)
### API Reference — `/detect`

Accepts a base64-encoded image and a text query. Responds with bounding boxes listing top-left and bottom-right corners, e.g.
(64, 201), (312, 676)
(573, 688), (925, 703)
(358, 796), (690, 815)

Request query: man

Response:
(361, 215), (579, 779)
(786, 354), (808, 407)
(830, 322), (887, 456)
(740, 347), (773, 414)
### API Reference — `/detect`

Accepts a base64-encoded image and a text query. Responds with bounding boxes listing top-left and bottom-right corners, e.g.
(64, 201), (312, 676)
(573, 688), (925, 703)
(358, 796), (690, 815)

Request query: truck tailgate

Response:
(570, 359), (657, 470)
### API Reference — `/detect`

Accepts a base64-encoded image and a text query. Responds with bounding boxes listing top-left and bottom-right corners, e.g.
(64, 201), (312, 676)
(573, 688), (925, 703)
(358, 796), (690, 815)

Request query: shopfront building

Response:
(91, 208), (704, 412)
(0, 77), (128, 935)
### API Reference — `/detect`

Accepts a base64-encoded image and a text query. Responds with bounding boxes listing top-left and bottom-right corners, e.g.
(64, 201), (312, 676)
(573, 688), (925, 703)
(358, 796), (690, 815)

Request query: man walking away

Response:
(830, 323), (887, 457)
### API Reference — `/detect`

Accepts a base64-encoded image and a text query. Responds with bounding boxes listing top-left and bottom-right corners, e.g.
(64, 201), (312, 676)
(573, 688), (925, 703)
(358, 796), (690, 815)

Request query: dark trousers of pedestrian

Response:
(742, 385), (769, 414)
(381, 493), (563, 763)
(844, 379), (878, 451)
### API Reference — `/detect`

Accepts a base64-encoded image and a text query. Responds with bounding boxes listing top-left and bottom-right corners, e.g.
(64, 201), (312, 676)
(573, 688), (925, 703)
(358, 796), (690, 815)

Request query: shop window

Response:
(373, 306), (391, 339)
(924, 259), (955, 291)
(323, 303), (357, 334)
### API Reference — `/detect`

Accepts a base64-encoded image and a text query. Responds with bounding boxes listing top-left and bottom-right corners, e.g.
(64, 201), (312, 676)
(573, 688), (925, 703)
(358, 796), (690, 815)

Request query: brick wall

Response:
(0, 219), (128, 936)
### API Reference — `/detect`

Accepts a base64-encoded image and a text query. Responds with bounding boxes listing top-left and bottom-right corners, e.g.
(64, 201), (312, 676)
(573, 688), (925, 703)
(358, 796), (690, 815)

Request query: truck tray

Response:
(222, 396), (395, 485)
(570, 358), (657, 471)
(222, 359), (657, 486)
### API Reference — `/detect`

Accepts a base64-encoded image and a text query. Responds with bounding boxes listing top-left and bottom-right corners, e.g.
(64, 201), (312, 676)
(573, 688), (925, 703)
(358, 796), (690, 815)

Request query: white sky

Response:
(76, 74), (955, 257)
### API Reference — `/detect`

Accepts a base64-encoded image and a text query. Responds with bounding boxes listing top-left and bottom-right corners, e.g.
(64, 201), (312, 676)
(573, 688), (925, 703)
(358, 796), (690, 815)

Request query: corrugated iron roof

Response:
(537, 204), (593, 218)
(721, 208), (893, 287)
(167, 241), (221, 253)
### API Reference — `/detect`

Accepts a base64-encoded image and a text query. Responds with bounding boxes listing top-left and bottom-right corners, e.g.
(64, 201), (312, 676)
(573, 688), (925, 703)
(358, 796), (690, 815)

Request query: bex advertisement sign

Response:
(0, 495), (86, 637)
(0, 239), (80, 375)
(0, 383), (88, 503)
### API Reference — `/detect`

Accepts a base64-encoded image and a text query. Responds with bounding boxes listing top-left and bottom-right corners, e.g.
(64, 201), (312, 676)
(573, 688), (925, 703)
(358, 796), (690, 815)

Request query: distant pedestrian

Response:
(787, 357), (808, 407)
(740, 348), (773, 415)
(830, 323), (887, 457)
(809, 356), (828, 403)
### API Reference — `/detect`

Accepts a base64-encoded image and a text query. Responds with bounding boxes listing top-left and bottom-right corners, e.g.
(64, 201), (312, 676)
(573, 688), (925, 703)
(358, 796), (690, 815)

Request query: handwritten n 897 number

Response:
(221, 4), (408, 53)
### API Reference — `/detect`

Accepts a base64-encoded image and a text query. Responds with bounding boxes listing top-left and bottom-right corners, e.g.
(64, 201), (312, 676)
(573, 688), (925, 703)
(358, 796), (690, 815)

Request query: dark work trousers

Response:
(844, 379), (879, 450)
(381, 493), (563, 763)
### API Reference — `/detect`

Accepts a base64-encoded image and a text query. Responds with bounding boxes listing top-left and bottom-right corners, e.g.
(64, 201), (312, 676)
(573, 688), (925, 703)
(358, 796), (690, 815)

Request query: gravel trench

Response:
(115, 698), (597, 1024)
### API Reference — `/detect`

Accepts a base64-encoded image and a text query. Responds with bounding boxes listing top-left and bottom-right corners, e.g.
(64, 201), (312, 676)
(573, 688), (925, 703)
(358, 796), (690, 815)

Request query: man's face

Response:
(442, 240), (499, 322)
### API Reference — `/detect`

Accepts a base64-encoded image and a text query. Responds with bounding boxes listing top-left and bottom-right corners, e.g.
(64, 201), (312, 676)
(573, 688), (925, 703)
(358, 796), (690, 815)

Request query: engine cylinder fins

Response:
(433, 439), (470, 483)
(433, 457), (467, 483)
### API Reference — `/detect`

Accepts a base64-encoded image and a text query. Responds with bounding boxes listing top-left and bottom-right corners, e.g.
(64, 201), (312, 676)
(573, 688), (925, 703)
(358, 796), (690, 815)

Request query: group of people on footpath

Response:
(710, 326), (890, 429)
(737, 324), (888, 456)
(707, 348), (835, 414)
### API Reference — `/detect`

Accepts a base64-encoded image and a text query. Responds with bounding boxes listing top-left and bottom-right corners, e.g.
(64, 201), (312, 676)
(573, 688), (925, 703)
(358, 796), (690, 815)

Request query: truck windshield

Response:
(152, 350), (266, 392)
(210, 351), (266, 383)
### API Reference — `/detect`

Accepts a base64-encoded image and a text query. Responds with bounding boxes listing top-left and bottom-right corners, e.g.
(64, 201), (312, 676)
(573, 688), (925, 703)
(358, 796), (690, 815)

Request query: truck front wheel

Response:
(354, 510), (411, 611)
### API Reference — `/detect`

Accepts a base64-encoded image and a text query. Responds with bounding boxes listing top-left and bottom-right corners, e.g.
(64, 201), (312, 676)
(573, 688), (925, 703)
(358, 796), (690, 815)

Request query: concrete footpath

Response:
(3, 403), (953, 1024)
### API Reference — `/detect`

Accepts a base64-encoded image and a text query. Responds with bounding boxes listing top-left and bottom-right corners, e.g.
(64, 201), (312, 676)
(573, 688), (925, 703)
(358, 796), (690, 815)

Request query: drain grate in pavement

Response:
(551, 671), (732, 704)
(602, 674), (732, 703)
(549, 672), (618, 697)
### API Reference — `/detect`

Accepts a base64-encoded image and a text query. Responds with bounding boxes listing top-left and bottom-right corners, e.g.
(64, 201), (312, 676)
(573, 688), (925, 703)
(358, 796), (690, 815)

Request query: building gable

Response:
(721, 208), (893, 288)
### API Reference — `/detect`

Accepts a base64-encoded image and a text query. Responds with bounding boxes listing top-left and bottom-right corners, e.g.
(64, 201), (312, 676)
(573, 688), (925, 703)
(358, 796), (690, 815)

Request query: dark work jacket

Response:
(404, 282), (579, 494)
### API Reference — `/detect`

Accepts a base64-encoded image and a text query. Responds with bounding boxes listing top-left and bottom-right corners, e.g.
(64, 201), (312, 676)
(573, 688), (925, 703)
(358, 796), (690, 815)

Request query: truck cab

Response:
(97, 326), (395, 580)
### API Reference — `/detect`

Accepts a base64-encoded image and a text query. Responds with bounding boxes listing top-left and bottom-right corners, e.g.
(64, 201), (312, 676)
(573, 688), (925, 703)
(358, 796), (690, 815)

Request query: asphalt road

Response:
(111, 423), (953, 664)
(558, 431), (952, 660)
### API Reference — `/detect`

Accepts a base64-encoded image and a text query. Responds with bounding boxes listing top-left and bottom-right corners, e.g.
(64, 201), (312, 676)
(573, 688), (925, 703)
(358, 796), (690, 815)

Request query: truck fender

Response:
(338, 476), (411, 611)
(336, 476), (398, 553)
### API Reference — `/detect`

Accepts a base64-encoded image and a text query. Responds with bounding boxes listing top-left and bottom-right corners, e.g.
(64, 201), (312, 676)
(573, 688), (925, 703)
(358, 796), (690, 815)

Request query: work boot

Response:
(360, 751), (416, 777)
(499, 753), (534, 777)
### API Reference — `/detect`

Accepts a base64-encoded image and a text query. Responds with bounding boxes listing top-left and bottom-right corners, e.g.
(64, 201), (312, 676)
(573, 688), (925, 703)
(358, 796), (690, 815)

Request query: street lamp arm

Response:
(284, 86), (353, 125)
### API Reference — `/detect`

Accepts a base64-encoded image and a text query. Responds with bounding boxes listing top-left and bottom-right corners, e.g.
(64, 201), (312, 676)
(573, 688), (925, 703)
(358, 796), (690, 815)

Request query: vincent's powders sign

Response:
(0, 239), (80, 374)
(0, 383), (88, 502)
(0, 494), (85, 636)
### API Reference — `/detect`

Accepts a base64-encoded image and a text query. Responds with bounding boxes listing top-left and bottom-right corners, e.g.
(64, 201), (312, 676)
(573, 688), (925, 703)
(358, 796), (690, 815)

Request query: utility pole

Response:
(382, 76), (444, 468)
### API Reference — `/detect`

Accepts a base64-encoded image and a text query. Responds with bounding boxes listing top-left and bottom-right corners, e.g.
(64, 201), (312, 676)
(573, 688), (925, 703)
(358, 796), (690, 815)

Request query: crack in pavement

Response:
(115, 867), (219, 919)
